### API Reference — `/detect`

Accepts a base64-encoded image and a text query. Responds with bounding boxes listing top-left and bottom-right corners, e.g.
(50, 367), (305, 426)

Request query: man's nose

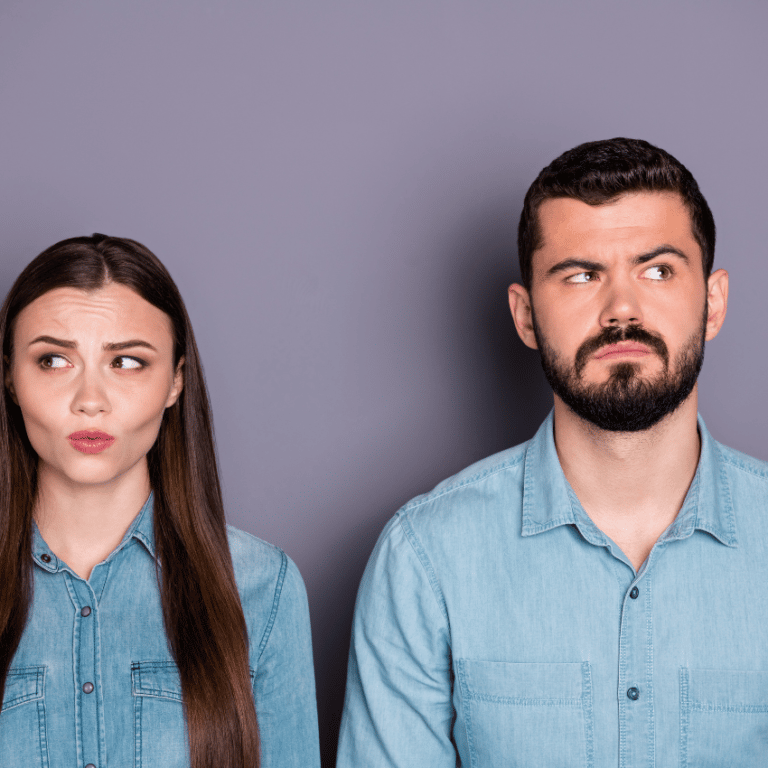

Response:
(598, 276), (643, 328)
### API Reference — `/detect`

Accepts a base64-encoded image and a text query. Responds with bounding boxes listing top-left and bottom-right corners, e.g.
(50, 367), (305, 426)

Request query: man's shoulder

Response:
(716, 440), (768, 482)
(394, 439), (530, 532)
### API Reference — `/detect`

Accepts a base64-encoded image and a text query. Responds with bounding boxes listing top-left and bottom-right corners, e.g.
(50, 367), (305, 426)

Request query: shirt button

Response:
(81, 606), (92, 617)
(627, 686), (640, 700)
(83, 682), (94, 694)
(41, 554), (51, 563)
(85, 764), (96, 768)
(630, 587), (639, 599)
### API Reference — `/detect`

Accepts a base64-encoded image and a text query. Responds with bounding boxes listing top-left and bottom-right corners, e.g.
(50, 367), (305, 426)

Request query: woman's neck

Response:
(34, 459), (152, 580)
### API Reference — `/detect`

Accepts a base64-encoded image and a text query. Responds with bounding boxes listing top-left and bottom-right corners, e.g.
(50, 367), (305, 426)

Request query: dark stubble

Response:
(531, 306), (707, 432)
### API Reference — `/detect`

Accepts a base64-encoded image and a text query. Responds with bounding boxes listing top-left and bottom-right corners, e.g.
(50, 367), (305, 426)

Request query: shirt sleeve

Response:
(254, 553), (321, 768)
(337, 514), (455, 767)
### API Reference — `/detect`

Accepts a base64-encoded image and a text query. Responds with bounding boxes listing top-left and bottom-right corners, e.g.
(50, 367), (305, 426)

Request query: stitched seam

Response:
(401, 454), (525, 514)
(720, 452), (768, 480)
(135, 688), (142, 768)
(689, 702), (768, 713)
(257, 549), (288, 660)
(455, 661), (477, 768)
(679, 668), (689, 768)
(397, 514), (450, 625)
(582, 662), (594, 768)
(463, 692), (582, 706)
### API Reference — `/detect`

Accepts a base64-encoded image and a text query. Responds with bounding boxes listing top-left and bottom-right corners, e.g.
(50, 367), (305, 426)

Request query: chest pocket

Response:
(0, 666), (49, 768)
(456, 659), (593, 768)
(680, 668), (768, 768)
(132, 661), (256, 768)
(132, 661), (189, 768)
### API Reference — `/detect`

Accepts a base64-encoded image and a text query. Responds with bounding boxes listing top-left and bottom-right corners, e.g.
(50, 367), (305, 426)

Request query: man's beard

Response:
(532, 308), (706, 433)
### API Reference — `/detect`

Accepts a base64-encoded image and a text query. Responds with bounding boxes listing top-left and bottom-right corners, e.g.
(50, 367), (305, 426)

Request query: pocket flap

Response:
(131, 661), (257, 702)
(457, 659), (588, 706)
(2, 666), (45, 712)
(682, 668), (768, 712)
(132, 661), (183, 701)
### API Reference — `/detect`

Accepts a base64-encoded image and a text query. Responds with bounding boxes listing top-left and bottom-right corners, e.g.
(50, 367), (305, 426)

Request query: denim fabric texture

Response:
(337, 411), (768, 767)
(0, 494), (320, 768)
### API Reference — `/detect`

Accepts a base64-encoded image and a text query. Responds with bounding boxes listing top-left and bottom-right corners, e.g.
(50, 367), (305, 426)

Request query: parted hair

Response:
(0, 235), (260, 768)
(517, 137), (716, 289)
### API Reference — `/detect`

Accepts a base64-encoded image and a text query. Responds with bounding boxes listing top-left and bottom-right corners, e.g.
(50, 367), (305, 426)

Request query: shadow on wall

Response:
(314, 197), (552, 766)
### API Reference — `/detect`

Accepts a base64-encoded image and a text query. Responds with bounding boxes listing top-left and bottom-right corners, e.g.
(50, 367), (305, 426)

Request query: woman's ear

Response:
(4, 355), (18, 405)
(166, 356), (185, 408)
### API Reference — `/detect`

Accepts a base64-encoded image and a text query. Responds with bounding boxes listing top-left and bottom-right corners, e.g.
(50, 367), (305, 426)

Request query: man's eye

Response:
(644, 265), (672, 280)
(567, 271), (597, 284)
(39, 354), (70, 369)
(111, 356), (144, 370)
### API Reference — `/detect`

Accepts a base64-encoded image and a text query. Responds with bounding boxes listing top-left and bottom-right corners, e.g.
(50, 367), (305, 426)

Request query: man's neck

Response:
(552, 390), (701, 571)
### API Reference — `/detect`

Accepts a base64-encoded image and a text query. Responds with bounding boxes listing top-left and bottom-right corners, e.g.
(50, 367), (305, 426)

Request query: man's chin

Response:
(553, 375), (698, 432)
(580, 360), (663, 387)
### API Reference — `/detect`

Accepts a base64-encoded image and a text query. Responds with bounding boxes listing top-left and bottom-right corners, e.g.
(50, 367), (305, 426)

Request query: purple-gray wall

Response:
(2, 2), (766, 763)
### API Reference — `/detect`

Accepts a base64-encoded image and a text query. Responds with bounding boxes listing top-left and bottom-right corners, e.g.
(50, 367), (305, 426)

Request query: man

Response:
(336, 138), (768, 767)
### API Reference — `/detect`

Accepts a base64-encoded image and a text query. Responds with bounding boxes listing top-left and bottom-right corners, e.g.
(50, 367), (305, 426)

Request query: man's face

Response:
(509, 192), (728, 432)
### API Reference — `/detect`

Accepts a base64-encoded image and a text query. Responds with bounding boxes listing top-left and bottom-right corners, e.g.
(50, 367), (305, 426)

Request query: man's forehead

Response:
(534, 192), (701, 265)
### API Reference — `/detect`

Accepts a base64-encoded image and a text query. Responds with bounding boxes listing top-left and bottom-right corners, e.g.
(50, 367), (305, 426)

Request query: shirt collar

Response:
(32, 492), (157, 573)
(521, 410), (737, 548)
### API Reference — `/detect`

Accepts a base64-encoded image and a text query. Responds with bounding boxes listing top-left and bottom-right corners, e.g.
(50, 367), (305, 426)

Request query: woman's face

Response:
(6, 283), (183, 492)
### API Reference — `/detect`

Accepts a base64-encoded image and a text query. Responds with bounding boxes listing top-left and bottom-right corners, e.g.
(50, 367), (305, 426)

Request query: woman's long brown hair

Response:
(0, 235), (259, 767)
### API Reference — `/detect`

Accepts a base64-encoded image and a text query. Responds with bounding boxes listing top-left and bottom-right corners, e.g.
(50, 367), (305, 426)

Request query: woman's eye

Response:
(39, 354), (70, 369)
(644, 265), (672, 280)
(111, 356), (144, 370)
(567, 271), (597, 284)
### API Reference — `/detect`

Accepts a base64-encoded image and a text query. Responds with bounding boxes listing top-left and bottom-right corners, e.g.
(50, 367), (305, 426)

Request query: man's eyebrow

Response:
(632, 245), (690, 265)
(544, 245), (691, 278)
(27, 336), (157, 352)
(545, 259), (605, 278)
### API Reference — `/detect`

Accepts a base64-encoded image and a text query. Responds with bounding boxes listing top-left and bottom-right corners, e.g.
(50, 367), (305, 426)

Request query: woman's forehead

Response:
(13, 284), (174, 349)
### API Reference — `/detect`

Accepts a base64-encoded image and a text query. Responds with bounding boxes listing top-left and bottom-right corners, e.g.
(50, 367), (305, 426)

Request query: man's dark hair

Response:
(517, 137), (716, 290)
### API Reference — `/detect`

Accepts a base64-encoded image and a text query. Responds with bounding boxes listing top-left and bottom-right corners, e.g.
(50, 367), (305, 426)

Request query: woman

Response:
(0, 235), (320, 768)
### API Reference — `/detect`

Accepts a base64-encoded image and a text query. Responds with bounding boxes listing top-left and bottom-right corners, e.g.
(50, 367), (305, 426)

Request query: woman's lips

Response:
(594, 343), (652, 360)
(68, 430), (116, 454)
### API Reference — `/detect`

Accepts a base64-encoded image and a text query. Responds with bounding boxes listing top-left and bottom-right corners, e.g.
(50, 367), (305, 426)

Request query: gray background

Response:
(2, 1), (766, 763)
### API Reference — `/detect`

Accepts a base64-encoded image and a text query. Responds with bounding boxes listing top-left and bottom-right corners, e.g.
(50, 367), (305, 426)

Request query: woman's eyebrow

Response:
(28, 335), (76, 348)
(27, 336), (157, 352)
(104, 340), (158, 352)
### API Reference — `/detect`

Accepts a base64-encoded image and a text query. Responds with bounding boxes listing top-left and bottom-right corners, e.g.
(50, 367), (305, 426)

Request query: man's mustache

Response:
(574, 325), (669, 376)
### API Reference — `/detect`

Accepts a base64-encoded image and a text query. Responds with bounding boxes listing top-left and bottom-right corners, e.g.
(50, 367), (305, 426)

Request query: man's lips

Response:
(593, 343), (653, 360)
(68, 431), (115, 454)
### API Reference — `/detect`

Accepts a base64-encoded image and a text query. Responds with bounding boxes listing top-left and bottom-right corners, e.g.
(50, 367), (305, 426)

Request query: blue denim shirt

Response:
(0, 495), (320, 768)
(337, 412), (768, 768)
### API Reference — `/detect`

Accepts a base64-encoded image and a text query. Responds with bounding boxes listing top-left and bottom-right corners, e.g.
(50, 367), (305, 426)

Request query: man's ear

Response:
(3, 356), (18, 405)
(508, 284), (539, 350)
(704, 269), (728, 342)
(166, 356), (185, 408)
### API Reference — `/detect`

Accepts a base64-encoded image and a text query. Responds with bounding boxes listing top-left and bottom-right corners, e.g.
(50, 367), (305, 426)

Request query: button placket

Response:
(618, 573), (653, 767)
(65, 573), (104, 768)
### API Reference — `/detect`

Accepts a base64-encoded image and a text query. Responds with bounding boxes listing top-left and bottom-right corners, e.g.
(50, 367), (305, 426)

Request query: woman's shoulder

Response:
(227, 524), (286, 568)
(226, 525), (309, 626)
